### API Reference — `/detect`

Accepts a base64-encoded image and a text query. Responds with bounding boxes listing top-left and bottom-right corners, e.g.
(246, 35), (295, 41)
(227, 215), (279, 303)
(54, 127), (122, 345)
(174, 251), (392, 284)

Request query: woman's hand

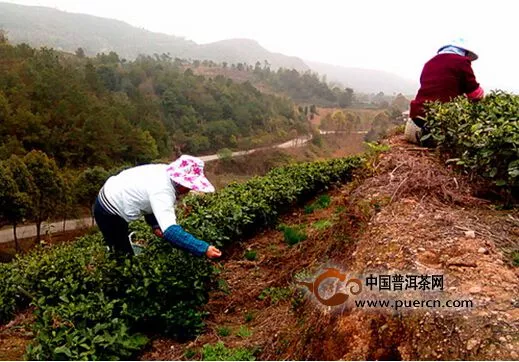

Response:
(206, 246), (222, 259)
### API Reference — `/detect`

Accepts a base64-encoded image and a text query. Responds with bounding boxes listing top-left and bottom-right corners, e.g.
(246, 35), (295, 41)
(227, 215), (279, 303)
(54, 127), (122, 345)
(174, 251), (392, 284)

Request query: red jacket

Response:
(410, 53), (480, 120)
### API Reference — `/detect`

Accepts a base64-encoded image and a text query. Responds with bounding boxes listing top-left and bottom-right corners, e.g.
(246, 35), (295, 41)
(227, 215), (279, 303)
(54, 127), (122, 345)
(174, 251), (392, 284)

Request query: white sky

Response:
(5, 0), (519, 92)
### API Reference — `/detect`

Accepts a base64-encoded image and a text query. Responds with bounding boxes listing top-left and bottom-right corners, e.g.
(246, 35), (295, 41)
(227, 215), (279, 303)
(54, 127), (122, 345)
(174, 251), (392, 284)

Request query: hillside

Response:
(0, 39), (309, 168)
(0, 91), (517, 359)
(306, 59), (419, 95)
(141, 136), (518, 360)
(0, 136), (517, 360)
(0, 2), (308, 71)
(1, 2), (416, 93)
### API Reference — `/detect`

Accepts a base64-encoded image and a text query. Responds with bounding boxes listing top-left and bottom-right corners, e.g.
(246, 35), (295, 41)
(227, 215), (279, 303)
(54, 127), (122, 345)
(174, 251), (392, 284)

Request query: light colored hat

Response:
(438, 37), (478, 61)
(166, 155), (215, 193)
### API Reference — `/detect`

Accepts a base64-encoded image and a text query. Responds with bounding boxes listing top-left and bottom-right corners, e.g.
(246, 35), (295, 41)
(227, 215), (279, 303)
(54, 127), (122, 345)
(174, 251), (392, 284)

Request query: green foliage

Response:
(23, 150), (64, 240)
(179, 157), (363, 248)
(258, 287), (292, 304)
(236, 325), (252, 338)
(74, 166), (109, 212)
(184, 348), (197, 359)
(312, 219), (333, 230)
(244, 249), (257, 261)
(364, 112), (393, 142)
(304, 194), (332, 214)
(0, 155), (364, 359)
(279, 224), (308, 245)
(217, 279), (231, 294)
(17, 232), (212, 360)
(321, 110), (356, 132)
(316, 194), (331, 208)
(512, 251), (519, 267)
(217, 326), (231, 337)
(0, 263), (18, 324)
(425, 91), (519, 189)
(364, 141), (391, 155)
(0, 156), (35, 250)
(217, 148), (233, 161)
(253, 66), (354, 107)
(0, 41), (307, 167)
(244, 311), (255, 323)
(202, 341), (256, 361)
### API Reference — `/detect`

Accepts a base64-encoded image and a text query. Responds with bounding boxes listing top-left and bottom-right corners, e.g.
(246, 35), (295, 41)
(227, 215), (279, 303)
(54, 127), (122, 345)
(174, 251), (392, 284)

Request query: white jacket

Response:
(100, 164), (177, 231)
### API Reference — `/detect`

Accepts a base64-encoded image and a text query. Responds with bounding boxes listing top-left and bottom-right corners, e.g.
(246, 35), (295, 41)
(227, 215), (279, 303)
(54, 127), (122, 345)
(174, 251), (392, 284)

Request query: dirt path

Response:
(141, 135), (518, 360)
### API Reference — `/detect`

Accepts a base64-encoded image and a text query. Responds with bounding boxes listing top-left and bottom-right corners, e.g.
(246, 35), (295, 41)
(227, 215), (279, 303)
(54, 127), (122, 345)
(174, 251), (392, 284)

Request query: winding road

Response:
(199, 130), (366, 162)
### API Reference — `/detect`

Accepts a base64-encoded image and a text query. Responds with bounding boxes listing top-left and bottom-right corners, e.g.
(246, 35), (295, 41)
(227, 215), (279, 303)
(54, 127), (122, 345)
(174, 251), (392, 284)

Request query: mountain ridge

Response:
(0, 1), (417, 93)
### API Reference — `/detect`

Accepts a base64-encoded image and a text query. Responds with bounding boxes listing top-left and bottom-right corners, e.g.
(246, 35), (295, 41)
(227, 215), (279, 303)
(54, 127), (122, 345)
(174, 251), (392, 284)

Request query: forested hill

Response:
(0, 38), (310, 168)
(179, 60), (355, 107)
(0, 2), (308, 71)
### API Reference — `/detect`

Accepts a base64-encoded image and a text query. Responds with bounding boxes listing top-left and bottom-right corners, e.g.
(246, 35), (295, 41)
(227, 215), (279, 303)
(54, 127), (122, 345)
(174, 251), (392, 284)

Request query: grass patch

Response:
(258, 287), (291, 304)
(216, 326), (231, 337)
(278, 224), (307, 245)
(236, 325), (252, 338)
(304, 194), (332, 214)
(202, 341), (256, 361)
(312, 219), (333, 231)
(218, 279), (230, 294)
(244, 250), (257, 261)
(334, 205), (346, 214)
(512, 251), (519, 267)
(244, 311), (255, 323)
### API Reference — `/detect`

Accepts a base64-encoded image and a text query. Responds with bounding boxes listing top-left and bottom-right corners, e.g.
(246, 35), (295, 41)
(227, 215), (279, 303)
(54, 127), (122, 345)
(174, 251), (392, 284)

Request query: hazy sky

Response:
(5, 0), (519, 92)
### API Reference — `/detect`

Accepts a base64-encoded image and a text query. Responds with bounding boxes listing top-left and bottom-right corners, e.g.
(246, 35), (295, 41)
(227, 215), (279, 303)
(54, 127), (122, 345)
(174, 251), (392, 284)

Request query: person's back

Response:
(410, 53), (480, 122)
(102, 164), (173, 223)
(406, 38), (484, 145)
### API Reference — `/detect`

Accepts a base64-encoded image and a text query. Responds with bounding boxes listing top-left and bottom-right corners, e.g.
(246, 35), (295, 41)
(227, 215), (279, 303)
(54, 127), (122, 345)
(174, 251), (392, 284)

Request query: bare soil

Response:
(0, 309), (34, 360)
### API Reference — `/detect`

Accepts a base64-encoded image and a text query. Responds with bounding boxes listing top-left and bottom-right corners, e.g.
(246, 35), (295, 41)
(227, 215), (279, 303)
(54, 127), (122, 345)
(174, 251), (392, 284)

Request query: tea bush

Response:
(425, 91), (519, 189)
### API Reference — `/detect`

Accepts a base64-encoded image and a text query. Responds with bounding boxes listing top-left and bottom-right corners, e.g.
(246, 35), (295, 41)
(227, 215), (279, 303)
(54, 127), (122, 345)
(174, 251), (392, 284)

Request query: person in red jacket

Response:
(406, 38), (484, 145)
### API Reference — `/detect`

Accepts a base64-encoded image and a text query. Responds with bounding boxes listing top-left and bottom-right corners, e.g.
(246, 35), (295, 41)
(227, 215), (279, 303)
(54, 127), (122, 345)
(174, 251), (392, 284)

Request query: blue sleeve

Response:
(163, 225), (210, 257)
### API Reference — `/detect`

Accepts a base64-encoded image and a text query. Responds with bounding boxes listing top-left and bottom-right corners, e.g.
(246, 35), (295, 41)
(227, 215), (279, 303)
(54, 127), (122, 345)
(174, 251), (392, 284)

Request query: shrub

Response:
(425, 91), (519, 189)
(236, 325), (252, 338)
(217, 326), (231, 337)
(304, 194), (331, 213)
(202, 341), (256, 361)
(279, 224), (307, 245)
(244, 250), (257, 261)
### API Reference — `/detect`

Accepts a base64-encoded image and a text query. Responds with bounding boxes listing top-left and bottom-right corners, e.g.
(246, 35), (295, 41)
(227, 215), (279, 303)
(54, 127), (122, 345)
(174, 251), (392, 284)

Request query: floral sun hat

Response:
(166, 155), (215, 193)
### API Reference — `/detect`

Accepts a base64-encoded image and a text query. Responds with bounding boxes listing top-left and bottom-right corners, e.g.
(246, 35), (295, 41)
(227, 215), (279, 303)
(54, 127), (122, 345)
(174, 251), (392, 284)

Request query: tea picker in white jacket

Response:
(93, 155), (222, 259)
